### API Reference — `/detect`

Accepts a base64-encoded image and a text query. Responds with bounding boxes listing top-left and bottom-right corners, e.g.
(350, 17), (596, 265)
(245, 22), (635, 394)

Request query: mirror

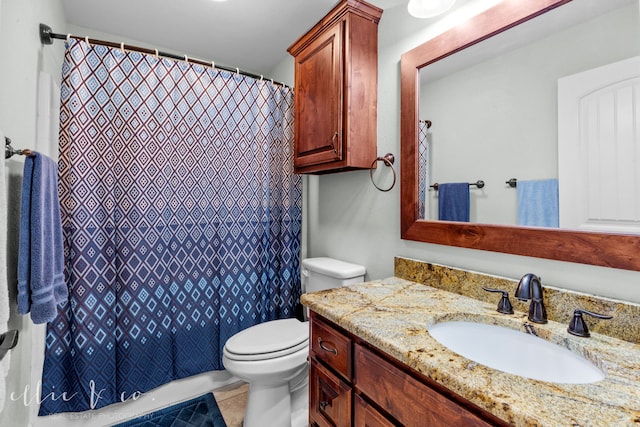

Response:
(400, 0), (640, 271)
(416, 0), (638, 227)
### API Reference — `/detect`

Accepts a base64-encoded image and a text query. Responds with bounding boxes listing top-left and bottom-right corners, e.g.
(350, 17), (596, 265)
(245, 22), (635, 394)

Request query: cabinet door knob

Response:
(318, 337), (338, 355)
(319, 400), (331, 410)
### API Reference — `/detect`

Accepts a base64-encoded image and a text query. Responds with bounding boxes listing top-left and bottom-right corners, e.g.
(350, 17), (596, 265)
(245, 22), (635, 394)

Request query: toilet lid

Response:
(224, 319), (309, 360)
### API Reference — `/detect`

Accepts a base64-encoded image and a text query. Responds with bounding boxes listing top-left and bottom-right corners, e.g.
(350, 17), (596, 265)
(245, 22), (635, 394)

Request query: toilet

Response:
(222, 257), (366, 427)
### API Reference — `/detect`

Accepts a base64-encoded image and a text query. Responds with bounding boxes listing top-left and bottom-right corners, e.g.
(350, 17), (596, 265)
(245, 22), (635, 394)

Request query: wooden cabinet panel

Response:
(310, 313), (353, 381)
(293, 21), (343, 169)
(354, 394), (395, 427)
(310, 358), (352, 427)
(354, 344), (495, 427)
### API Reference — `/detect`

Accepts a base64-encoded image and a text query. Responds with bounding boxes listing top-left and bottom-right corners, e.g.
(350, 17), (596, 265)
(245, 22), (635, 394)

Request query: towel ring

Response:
(370, 153), (396, 192)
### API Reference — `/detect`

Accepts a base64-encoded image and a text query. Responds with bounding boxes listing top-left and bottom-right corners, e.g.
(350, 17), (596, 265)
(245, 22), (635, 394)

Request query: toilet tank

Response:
(302, 257), (366, 293)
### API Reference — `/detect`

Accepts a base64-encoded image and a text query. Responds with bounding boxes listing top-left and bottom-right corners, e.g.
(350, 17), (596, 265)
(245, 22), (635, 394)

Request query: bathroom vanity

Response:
(309, 312), (506, 426)
(302, 258), (640, 426)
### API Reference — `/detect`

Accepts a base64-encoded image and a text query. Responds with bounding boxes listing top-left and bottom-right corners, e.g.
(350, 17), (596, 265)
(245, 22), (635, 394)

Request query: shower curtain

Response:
(418, 120), (430, 218)
(39, 39), (302, 415)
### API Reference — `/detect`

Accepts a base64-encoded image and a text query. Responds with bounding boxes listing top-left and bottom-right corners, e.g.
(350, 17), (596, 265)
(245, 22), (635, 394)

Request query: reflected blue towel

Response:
(517, 179), (559, 228)
(438, 182), (470, 222)
(17, 153), (67, 324)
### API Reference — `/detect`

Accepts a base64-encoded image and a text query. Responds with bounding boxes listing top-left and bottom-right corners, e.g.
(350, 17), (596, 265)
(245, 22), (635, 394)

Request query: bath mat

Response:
(114, 393), (227, 427)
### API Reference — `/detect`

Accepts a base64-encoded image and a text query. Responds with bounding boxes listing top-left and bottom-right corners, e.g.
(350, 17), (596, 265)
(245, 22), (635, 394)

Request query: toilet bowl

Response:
(222, 257), (366, 427)
(223, 318), (309, 427)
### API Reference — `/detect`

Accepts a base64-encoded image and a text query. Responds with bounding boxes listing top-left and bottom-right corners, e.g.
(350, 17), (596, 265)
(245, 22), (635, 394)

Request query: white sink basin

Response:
(428, 321), (604, 384)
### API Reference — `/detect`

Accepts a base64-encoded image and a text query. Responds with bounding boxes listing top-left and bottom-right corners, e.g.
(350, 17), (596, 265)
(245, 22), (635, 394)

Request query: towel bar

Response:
(5, 136), (33, 159)
(0, 330), (19, 361)
(430, 180), (484, 191)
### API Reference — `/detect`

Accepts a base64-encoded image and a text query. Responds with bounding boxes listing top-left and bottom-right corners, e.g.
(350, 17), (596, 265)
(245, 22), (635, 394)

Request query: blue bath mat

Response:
(114, 393), (227, 427)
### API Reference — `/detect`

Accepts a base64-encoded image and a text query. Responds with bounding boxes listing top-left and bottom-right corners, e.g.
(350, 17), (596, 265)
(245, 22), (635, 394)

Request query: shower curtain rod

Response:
(39, 23), (291, 88)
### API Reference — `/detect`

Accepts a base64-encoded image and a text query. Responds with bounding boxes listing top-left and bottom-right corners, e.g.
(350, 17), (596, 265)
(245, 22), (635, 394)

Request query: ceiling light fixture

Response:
(407, 0), (456, 18)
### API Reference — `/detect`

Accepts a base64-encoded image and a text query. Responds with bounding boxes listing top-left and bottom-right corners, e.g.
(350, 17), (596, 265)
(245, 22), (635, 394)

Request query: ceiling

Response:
(62, 0), (405, 77)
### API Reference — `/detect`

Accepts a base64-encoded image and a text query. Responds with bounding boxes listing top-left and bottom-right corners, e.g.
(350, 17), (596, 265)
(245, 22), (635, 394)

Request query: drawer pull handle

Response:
(318, 337), (338, 355)
(319, 400), (331, 410)
(331, 132), (339, 155)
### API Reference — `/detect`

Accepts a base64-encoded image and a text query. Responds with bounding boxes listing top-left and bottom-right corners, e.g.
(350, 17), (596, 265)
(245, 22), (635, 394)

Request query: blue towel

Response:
(517, 179), (559, 228)
(438, 182), (470, 222)
(17, 153), (67, 323)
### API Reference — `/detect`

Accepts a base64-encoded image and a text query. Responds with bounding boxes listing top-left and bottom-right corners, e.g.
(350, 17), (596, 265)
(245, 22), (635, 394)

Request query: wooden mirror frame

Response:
(400, 0), (640, 271)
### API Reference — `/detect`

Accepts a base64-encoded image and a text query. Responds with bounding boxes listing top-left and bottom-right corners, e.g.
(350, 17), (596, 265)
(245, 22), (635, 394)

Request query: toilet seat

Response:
(224, 318), (309, 361)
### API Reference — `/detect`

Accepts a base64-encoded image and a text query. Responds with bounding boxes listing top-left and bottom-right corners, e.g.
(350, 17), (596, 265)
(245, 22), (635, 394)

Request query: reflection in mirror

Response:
(416, 0), (639, 232)
(400, 0), (640, 271)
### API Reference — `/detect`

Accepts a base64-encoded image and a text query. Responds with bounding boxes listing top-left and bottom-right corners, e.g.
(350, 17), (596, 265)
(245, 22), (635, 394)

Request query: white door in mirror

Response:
(558, 56), (640, 234)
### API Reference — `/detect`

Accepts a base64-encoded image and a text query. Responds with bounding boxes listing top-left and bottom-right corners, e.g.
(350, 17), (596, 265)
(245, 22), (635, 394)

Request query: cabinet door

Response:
(354, 394), (395, 427)
(293, 20), (343, 169)
(310, 358), (352, 427)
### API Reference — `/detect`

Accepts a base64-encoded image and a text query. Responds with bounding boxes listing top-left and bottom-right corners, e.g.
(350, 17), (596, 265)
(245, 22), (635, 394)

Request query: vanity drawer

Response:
(310, 357), (352, 427)
(310, 313), (353, 380)
(354, 344), (495, 427)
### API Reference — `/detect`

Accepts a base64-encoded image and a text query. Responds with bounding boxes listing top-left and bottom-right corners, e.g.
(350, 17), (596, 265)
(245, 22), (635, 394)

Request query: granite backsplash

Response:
(394, 256), (640, 344)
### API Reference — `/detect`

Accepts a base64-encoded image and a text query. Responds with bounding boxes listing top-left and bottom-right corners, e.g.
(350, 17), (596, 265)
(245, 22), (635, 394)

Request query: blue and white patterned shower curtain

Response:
(418, 120), (430, 218)
(39, 39), (302, 415)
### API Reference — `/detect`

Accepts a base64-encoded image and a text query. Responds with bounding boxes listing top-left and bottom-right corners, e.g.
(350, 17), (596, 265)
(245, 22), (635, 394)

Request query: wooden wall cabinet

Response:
(308, 312), (509, 427)
(287, 0), (382, 174)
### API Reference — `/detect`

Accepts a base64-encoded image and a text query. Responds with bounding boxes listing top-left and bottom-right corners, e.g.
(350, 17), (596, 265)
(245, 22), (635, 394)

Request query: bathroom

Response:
(1, 0), (639, 426)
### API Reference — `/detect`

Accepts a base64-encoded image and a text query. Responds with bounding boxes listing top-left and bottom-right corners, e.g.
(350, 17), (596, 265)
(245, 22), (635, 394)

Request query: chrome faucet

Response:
(515, 273), (547, 324)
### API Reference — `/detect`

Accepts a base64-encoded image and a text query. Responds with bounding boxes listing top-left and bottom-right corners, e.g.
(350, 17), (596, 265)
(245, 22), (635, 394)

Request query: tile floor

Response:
(212, 381), (249, 427)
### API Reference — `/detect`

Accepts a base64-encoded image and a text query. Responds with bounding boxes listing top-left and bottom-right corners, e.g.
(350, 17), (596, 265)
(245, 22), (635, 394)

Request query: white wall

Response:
(0, 1), (67, 425)
(274, 1), (640, 304)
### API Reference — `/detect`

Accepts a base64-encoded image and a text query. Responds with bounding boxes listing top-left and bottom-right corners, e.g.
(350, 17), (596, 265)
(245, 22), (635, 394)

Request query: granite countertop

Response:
(301, 277), (640, 427)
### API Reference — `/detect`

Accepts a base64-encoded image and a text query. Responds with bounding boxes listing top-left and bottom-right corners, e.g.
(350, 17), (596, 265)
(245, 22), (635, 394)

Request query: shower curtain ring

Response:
(369, 153), (396, 192)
